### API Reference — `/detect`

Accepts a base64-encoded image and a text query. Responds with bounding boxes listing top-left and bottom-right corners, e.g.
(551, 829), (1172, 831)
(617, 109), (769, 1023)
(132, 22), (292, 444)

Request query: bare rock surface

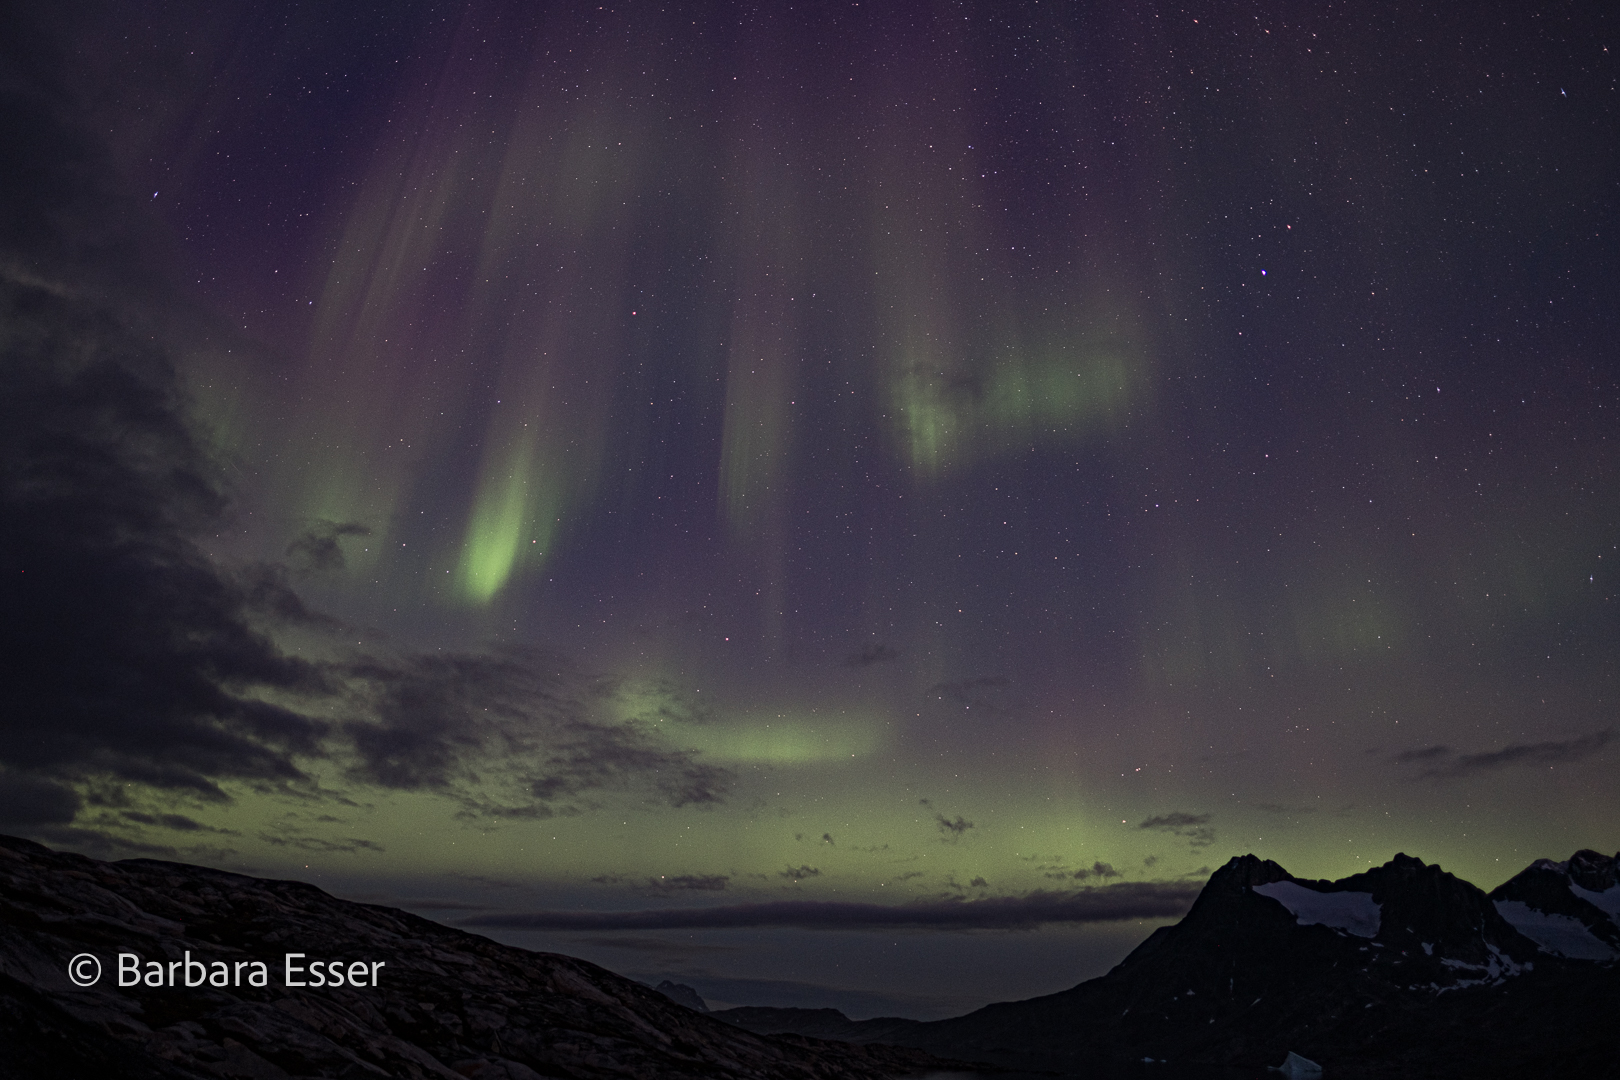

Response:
(0, 835), (971, 1080)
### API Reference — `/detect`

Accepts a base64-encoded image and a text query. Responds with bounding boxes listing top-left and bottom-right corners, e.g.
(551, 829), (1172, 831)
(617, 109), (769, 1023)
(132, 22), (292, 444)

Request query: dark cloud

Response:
(651, 875), (729, 893)
(842, 644), (898, 668)
(0, 774), (82, 827)
(1139, 812), (1215, 849)
(0, 38), (736, 847)
(934, 814), (974, 838)
(1138, 812), (1210, 830)
(464, 881), (1203, 932)
(926, 676), (1013, 712)
(285, 521), (371, 573)
(118, 811), (234, 834)
(1255, 803), (1317, 816)
(1072, 861), (1121, 881)
(594, 873), (730, 893)
(1398, 730), (1613, 779)
(343, 646), (733, 814)
(779, 865), (821, 881)
(0, 14), (348, 818)
(447, 871), (523, 890)
(615, 680), (714, 726)
(0, 291), (723, 828)
(1392, 745), (1451, 764)
(261, 834), (385, 854)
(0, 275), (335, 804)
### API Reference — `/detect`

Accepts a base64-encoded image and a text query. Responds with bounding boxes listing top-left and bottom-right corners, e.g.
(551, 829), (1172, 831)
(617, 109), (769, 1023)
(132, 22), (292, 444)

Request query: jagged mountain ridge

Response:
(1489, 848), (1620, 958)
(718, 850), (1620, 1078)
(0, 835), (970, 1080)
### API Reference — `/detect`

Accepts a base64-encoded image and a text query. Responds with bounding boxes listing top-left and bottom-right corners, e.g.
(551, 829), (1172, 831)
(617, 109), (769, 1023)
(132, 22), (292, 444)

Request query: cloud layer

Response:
(0, 276), (332, 816)
(1139, 812), (1216, 849)
(0, 69), (736, 838)
(463, 881), (1203, 932)
(0, 275), (732, 832)
(1396, 731), (1613, 780)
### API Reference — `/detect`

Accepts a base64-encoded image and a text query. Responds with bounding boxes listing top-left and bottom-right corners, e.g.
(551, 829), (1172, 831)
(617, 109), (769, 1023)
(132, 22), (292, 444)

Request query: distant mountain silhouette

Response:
(718, 850), (1620, 1077)
(0, 835), (974, 1079)
(653, 980), (710, 1013)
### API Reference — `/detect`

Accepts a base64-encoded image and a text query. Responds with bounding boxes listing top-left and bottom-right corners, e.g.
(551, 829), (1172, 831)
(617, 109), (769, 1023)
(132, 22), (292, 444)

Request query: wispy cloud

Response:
(926, 676), (1013, 712)
(1139, 812), (1215, 849)
(1392, 745), (1450, 764)
(260, 834), (384, 854)
(119, 811), (236, 835)
(285, 521), (371, 574)
(463, 881), (1203, 932)
(1254, 802), (1317, 816)
(842, 644), (899, 668)
(593, 873), (730, 893)
(343, 646), (734, 816)
(1395, 730), (1612, 779)
(651, 874), (730, 893)
(1071, 860), (1121, 881)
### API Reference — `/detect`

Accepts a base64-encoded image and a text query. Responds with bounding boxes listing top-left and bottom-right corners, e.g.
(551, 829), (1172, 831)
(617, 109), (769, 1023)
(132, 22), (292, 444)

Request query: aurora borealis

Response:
(3, 0), (1617, 1018)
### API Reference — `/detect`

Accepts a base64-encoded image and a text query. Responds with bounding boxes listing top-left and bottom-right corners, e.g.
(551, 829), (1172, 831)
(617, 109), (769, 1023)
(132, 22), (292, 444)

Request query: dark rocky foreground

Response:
(0, 836), (974, 1080)
(719, 852), (1620, 1078)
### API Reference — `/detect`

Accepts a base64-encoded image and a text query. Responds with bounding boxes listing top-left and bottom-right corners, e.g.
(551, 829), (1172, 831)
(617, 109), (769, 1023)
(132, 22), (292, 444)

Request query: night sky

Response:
(3, 0), (1617, 1019)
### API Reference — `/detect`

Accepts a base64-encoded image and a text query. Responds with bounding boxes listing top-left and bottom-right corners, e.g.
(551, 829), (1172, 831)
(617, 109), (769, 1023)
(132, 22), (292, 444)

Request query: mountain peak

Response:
(1568, 849), (1620, 892)
(1207, 852), (1292, 890)
(717, 847), (1620, 1077)
(1490, 849), (1620, 959)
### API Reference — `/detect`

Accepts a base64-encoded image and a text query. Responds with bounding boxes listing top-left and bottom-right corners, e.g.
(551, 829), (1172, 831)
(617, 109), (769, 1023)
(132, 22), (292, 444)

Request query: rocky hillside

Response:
(0, 835), (970, 1080)
(719, 851), (1620, 1078)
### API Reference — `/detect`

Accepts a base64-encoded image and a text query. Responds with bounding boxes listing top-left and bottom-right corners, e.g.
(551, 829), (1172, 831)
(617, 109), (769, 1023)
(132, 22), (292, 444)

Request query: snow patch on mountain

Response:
(1494, 900), (1618, 960)
(1431, 944), (1524, 990)
(1571, 883), (1620, 924)
(1253, 881), (1381, 938)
